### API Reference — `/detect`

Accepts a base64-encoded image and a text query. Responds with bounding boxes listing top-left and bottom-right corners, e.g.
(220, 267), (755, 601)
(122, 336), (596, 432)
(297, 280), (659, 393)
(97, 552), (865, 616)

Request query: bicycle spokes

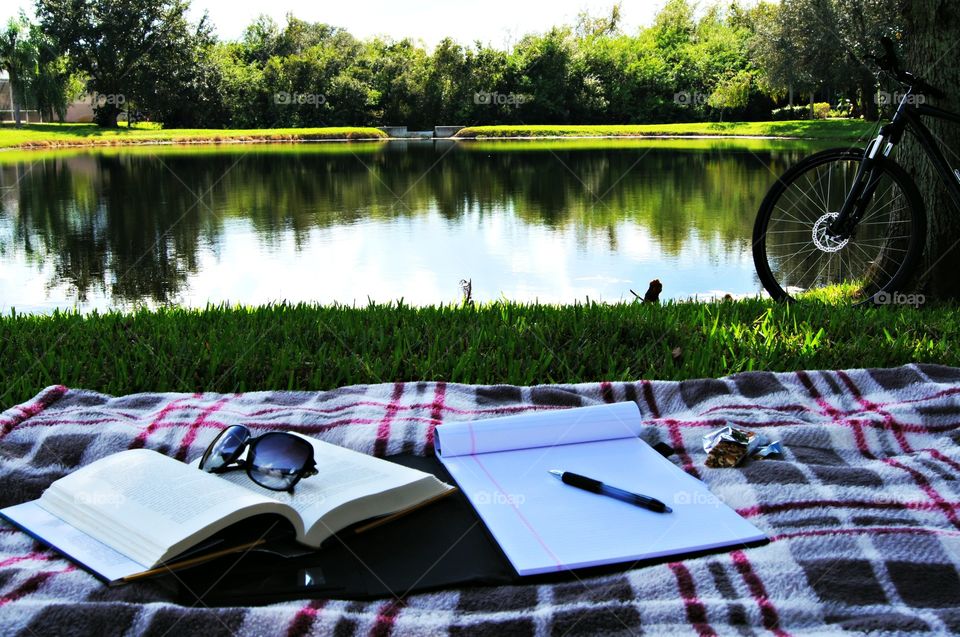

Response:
(753, 149), (923, 304)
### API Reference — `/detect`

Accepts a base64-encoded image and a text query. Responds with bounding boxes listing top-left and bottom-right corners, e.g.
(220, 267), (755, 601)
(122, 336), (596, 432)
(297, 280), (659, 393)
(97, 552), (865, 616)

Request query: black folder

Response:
(170, 455), (517, 604)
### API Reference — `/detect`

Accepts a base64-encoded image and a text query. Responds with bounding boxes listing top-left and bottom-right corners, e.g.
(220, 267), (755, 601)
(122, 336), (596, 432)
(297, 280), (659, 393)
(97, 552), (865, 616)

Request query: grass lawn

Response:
(0, 123), (387, 149)
(455, 120), (876, 141)
(1, 298), (954, 407)
(0, 119), (875, 149)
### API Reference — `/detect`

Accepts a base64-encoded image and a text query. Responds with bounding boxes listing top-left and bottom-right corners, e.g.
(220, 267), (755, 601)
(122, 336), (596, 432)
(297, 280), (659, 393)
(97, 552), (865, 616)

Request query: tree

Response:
(512, 28), (574, 123)
(423, 38), (468, 124)
(750, 1), (830, 108)
(29, 22), (85, 122)
(575, 4), (622, 39)
(135, 14), (225, 127)
(0, 14), (36, 127)
(368, 37), (429, 127)
(900, 1), (960, 298)
(818, 0), (902, 120)
(36, 0), (207, 127)
(708, 70), (751, 120)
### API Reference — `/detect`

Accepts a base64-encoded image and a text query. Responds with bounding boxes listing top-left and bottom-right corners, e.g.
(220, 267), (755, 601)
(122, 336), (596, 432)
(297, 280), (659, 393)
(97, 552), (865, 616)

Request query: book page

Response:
(435, 401), (643, 457)
(1, 501), (150, 583)
(192, 436), (444, 538)
(39, 449), (287, 566)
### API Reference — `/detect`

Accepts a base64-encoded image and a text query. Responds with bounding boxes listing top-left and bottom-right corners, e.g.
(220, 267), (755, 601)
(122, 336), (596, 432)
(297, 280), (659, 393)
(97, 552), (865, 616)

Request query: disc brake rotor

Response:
(812, 213), (849, 252)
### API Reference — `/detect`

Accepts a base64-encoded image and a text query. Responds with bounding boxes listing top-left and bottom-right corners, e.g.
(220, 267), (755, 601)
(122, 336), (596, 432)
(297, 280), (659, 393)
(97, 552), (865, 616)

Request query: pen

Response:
(548, 470), (672, 513)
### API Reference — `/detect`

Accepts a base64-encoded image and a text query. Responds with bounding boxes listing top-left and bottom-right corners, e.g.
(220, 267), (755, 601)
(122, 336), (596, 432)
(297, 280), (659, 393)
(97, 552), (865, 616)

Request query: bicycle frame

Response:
(828, 89), (960, 237)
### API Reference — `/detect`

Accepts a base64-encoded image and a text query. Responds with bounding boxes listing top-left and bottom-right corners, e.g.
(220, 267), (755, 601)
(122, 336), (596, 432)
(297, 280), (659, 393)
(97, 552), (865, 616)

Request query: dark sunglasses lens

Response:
(201, 426), (248, 471)
(248, 434), (312, 490)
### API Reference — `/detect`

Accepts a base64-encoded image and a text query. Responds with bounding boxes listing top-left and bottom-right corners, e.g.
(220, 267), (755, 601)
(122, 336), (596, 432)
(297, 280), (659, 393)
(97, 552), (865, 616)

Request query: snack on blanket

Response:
(703, 425), (782, 468)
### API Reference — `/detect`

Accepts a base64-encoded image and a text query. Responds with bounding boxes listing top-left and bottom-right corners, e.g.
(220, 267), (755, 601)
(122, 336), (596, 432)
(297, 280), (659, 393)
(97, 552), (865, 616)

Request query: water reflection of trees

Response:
(0, 143), (809, 304)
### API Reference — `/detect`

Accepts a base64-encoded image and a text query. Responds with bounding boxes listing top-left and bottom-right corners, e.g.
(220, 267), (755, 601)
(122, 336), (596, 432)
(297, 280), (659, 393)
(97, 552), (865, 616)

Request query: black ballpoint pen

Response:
(549, 469), (672, 513)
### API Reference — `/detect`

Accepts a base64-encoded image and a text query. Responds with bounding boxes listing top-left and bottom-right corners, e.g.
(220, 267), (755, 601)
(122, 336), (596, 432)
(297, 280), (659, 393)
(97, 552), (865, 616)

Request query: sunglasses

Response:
(199, 425), (318, 492)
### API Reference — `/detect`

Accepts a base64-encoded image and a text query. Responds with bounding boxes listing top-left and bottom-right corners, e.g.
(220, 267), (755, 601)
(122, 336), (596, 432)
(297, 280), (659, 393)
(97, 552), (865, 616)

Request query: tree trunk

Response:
(901, 0), (960, 298)
(93, 103), (121, 128)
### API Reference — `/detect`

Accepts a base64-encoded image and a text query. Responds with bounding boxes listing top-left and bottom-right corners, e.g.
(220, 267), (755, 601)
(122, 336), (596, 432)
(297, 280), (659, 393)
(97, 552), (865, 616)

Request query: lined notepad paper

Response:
(435, 402), (766, 576)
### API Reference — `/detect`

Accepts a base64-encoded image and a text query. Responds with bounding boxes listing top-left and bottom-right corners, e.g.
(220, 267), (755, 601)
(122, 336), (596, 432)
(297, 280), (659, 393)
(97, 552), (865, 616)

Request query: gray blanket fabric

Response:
(2, 364), (960, 636)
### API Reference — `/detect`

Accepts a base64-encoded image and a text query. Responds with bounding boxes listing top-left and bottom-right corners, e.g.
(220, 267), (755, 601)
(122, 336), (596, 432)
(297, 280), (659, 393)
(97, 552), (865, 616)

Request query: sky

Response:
(2, 0), (665, 48)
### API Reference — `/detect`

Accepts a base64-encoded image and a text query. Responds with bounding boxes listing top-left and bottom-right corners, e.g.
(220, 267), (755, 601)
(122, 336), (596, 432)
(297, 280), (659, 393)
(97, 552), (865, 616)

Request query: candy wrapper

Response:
(703, 425), (782, 468)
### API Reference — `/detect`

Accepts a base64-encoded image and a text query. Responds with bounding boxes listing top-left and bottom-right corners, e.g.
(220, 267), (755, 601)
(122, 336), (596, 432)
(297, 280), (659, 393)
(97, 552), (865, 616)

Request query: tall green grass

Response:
(0, 124), (387, 149)
(1, 299), (955, 406)
(455, 120), (875, 141)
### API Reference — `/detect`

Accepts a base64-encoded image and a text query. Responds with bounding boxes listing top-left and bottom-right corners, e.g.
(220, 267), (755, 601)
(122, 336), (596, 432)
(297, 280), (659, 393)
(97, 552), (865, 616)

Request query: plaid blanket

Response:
(2, 364), (960, 636)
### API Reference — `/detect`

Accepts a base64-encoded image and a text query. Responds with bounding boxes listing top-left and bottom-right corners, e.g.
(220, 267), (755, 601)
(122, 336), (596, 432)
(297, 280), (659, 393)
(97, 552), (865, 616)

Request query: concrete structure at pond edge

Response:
(378, 126), (464, 139)
(434, 126), (464, 138)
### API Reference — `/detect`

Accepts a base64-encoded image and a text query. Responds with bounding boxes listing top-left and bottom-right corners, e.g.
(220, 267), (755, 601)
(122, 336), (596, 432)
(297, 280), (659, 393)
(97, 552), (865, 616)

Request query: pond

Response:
(0, 138), (834, 312)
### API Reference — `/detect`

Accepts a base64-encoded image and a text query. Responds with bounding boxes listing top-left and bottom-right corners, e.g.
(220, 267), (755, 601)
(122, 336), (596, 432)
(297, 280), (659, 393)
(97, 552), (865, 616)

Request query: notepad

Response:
(435, 402), (767, 576)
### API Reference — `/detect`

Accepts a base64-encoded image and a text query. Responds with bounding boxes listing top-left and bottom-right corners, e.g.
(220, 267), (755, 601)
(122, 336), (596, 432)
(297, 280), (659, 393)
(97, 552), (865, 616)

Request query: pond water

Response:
(0, 138), (833, 312)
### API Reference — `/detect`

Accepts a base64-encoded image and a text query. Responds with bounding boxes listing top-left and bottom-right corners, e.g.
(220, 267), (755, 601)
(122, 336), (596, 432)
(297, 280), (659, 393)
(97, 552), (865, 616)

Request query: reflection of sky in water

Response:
(0, 207), (756, 312)
(0, 139), (829, 314)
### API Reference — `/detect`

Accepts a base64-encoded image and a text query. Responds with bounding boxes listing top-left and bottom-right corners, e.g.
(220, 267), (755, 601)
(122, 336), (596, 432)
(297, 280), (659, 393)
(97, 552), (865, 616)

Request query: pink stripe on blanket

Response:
(837, 371), (913, 453)
(14, 414), (441, 434)
(664, 418), (701, 479)
(285, 599), (327, 637)
(884, 458), (960, 531)
(0, 385), (68, 440)
(0, 552), (52, 569)
(374, 383), (404, 457)
(730, 551), (789, 637)
(370, 598), (406, 637)
(174, 396), (232, 461)
(0, 564), (75, 608)
(423, 381), (446, 453)
(244, 399), (560, 421)
(669, 561), (717, 637)
(600, 381), (615, 403)
(737, 498), (960, 518)
(929, 449), (960, 473)
(772, 527), (960, 541)
(128, 396), (197, 449)
(796, 371), (851, 427)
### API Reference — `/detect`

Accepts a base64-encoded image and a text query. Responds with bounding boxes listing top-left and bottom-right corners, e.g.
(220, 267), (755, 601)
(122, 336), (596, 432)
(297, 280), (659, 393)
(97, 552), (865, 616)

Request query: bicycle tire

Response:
(752, 147), (926, 304)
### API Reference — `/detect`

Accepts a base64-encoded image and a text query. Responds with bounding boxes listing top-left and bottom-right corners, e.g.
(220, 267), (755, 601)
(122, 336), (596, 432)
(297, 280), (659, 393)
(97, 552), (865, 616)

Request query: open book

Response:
(1, 434), (454, 585)
(435, 402), (767, 576)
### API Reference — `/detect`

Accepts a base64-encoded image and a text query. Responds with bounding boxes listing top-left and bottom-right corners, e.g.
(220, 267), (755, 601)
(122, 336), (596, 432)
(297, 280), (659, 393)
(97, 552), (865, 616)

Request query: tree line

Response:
(1, 0), (901, 129)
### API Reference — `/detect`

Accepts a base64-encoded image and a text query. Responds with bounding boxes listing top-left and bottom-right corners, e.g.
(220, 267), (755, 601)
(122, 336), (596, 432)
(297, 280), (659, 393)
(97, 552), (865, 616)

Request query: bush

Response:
(771, 105), (810, 120)
(771, 102), (832, 121)
(828, 98), (853, 118)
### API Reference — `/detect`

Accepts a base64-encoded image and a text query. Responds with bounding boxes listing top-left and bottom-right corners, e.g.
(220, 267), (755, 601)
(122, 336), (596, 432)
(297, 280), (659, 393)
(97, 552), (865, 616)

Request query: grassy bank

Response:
(1, 299), (954, 407)
(455, 120), (875, 141)
(0, 123), (388, 149)
(0, 119), (873, 149)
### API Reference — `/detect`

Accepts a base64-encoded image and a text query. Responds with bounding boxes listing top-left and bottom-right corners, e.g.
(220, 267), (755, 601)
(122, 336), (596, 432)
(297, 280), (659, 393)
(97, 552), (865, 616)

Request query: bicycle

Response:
(752, 37), (960, 304)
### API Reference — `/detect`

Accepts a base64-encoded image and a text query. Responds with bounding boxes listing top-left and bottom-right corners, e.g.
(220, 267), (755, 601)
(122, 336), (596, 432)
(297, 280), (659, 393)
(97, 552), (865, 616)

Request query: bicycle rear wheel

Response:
(753, 148), (926, 304)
